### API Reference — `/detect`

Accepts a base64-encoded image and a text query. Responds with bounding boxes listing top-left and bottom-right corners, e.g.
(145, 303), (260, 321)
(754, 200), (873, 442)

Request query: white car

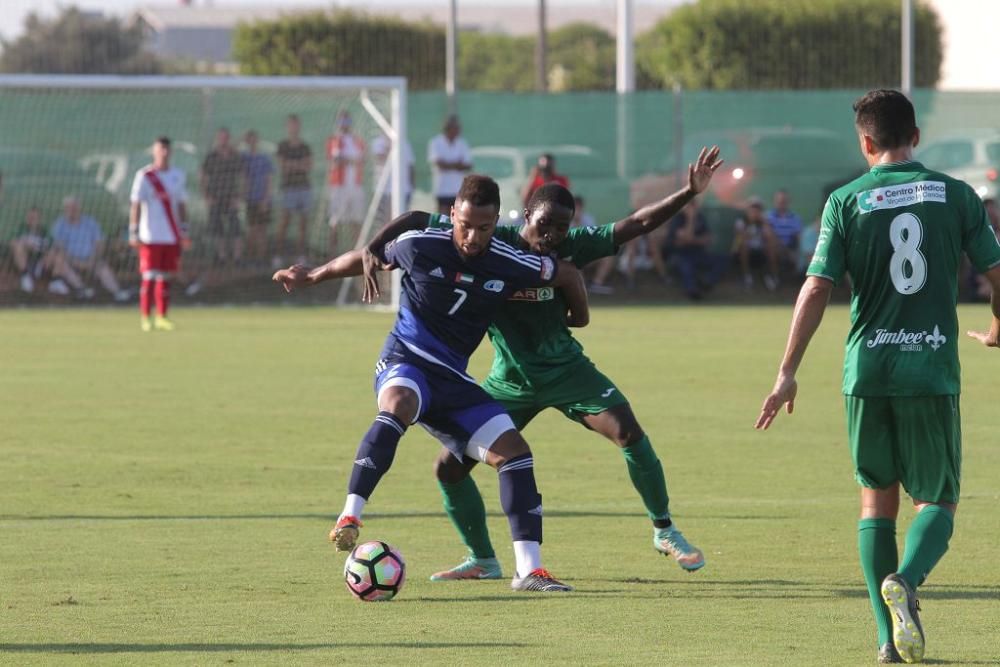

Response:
(915, 130), (1000, 199)
(412, 144), (628, 225)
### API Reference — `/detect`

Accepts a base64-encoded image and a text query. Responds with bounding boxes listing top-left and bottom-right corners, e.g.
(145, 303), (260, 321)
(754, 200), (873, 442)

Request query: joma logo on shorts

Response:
(866, 325), (947, 351)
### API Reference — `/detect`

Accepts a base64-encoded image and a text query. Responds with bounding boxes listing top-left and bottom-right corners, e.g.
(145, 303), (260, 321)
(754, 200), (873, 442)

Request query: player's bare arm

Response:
(755, 276), (834, 430)
(177, 202), (191, 249)
(967, 264), (1000, 347)
(551, 260), (589, 328)
(612, 145), (722, 245)
(128, 202), (140, 247)
(272, 249), (370, 293)
(361, 211), (433, 302)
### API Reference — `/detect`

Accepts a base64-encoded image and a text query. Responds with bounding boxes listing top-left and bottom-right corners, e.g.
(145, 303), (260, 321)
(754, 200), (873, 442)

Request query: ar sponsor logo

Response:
(866, 325), (947, 352)
(509, 287), (555, 302)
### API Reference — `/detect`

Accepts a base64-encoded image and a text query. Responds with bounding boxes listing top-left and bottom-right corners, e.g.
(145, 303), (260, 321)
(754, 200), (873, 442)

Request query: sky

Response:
(0, 0), (661, 41)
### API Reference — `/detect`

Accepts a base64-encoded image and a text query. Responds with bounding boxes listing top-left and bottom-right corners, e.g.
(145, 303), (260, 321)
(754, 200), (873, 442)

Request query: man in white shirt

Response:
(129, 136), (190, 332)
(427, 115), (472, 214)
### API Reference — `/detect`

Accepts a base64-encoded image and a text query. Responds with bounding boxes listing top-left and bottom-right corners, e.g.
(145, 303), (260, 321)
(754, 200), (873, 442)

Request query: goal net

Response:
(0, 75), (406, 308)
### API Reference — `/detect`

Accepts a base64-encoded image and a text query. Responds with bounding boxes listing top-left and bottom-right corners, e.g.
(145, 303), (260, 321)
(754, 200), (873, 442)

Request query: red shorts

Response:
(139, 244), (181, 274)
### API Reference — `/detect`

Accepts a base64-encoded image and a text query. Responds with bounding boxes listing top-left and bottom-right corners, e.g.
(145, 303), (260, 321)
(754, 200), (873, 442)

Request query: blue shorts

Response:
(281, 187), (313, 212)
(374, 353), (515, 461)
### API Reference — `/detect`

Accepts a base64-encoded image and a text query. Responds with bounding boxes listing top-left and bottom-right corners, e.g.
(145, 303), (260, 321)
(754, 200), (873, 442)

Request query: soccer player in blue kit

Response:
(273, 175), (588, 591)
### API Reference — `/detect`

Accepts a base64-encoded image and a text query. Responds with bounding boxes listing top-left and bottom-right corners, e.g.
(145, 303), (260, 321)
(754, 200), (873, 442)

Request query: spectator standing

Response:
(129, 136), (190, 331)
(51, 196), (129, 301)
(664, 198), (717, 300)
(521, 153), (571, 209)
(732, 196), (780, 291)
(242, 129), (273, 264)
(766, 188), (803, 267)
(371, 132), (415, 222)
(274, 114), (314, 268)
(201, 127), (244, 264)
(326, 111), (367, 256)
(428, 115), (472, 214)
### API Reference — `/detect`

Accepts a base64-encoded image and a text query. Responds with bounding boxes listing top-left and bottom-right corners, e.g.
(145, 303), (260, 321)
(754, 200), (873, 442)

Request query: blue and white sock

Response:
(346, 411), (406, 504)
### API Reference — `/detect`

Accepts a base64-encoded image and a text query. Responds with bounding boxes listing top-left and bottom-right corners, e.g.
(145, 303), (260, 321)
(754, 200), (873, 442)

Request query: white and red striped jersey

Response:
(130, 166), (188, 244)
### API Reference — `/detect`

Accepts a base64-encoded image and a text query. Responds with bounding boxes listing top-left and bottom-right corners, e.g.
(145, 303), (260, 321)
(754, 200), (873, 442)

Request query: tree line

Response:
(2, 0), (942, 90)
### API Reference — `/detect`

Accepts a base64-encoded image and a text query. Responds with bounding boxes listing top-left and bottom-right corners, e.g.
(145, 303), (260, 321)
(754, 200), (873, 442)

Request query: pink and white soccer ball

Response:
(343, 541), (406, 601)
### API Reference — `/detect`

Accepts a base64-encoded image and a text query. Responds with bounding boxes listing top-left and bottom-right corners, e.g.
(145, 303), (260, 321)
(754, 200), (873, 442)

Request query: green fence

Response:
(1, 84), (998, 304)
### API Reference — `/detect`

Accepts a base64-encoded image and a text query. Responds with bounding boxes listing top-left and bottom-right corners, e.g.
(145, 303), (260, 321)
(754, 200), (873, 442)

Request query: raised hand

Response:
(688, 145), (723, 194)
(754, 373), (798, 430)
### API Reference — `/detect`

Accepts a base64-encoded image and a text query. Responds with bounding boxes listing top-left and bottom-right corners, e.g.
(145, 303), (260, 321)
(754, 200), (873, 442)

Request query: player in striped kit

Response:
(129, 136), (190, 331)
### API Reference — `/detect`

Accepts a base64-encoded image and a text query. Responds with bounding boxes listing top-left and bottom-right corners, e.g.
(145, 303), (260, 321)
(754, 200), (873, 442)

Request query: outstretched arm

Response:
(271, 249), (372, 293)
(613, 146), (722, 246)
(551, 260), (589, 328)
(754, 276), (833, 430)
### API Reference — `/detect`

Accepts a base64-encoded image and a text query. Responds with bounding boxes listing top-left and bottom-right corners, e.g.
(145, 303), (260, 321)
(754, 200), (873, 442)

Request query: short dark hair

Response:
(853, 89), (917, 150)
(155, 136), (171, 148)
(527, 183), (576, 214)
(456, 174), (501, 210)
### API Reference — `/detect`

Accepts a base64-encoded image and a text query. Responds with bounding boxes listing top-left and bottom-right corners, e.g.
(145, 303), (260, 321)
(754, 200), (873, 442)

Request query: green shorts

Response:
(845, 395), (961, 504)
(483, 361), (629, 431)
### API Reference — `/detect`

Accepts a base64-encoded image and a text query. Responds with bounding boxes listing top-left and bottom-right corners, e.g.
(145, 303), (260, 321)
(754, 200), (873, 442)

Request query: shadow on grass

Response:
(0, 641), (526, 654)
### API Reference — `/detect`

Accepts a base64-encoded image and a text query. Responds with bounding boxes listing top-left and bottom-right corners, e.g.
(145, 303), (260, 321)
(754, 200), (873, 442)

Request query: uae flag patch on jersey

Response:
(455, 273), (474, 284)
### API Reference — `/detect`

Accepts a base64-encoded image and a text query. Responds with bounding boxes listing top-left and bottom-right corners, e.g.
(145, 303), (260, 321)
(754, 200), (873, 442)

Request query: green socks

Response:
(899, 504), (954, 589)
(858, 518), (897, 646)
(438, 476), (495, 560)
(622, 436), (671, 523)
(858, 507), (955, 647)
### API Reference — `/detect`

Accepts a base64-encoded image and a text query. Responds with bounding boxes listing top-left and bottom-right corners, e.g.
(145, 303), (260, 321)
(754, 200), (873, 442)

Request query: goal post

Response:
(0, 75), (406, 309)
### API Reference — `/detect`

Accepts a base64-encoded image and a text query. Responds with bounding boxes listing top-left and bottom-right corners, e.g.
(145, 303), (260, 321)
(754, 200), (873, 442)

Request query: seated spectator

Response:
(974, 197), (1000, 300)
(766, 188), (803, 268)
(521, 153), (570, 209)
(50, 196), (130, 301)
(663, 198), (717, 300)
(732, 196), (779, 291)
(10, 207), (50, 293)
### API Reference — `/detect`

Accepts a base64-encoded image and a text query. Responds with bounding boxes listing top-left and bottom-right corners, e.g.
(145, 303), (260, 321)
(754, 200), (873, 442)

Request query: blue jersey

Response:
(378, 226), (558, 378)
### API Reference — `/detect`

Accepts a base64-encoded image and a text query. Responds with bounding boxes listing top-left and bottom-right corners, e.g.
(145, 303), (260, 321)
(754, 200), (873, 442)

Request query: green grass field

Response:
(1, 305), (998, 666)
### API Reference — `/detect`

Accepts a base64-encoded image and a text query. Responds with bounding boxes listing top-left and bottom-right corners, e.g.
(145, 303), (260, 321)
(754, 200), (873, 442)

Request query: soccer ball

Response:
(344, 541), (406, 601)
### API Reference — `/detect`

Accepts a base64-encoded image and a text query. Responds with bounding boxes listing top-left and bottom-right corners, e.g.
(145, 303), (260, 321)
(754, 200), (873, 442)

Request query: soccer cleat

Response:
(881, 574), (924, 664)
(510, 568), (573, 592)
(329, 515), (362, 552)
(153, 316), (175, 331)
(429, 556), (503, 582)
(140, 317), (152, 332)
(878, 642), (904, 664)
(654, 526), (706, 571)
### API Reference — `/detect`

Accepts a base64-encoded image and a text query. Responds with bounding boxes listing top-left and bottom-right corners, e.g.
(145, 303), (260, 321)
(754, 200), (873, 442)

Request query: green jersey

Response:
(809, 161), (1000, 396)
(428, 215), (618, 386)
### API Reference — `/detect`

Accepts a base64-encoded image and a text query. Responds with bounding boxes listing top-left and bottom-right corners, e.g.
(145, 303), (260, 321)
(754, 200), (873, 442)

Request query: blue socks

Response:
(347, 412), (406, 500)
(497, 454), (543, 543)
